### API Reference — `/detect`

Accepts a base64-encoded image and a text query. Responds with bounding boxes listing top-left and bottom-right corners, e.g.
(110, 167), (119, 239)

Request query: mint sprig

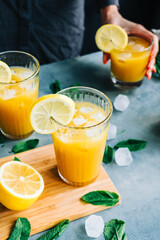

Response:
(103, 146), (113, 164)
(114, 139), (147, 151)
(14, 157), (21, 161)
(81, 190), (119, 207)
(12, 139), (39, 153)
(50, 80), (62, 93)
(36, 219), (69, 240)
(155, 49), (160, 76)
(104, 219), (127, 240)
(8, 217), (31, 240)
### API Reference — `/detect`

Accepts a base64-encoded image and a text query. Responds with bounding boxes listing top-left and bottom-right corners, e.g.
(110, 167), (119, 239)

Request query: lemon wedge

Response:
(0, 161), (44, 210)
(0, 61), (12, 83)
(30, 94), (75, 134)
(95, 24), (128, 53)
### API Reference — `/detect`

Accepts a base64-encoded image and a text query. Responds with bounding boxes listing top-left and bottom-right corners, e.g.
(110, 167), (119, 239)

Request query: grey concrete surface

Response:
(1, 52), (160, 240)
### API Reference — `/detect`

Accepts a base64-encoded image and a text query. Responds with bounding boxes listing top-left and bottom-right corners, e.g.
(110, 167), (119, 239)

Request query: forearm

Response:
(100, 5), (119, 24)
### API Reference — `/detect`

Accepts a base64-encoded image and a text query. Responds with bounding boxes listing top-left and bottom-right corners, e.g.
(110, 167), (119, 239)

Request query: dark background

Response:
(81, 0), (160, 55)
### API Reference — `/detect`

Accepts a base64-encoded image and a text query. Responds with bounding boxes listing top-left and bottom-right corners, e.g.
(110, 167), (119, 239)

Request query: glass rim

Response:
(0, 50), (40, 85)
(111, 28), (153, 53)
(52, 86), (113, 130)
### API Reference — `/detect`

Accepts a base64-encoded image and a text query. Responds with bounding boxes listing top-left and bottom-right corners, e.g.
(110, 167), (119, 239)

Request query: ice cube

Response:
(90, 112), (106, 122)
(115, 148), (133, 166)
(131, 44), (145, 51)
(113, 94), (130, 111)
(19, 71), (32, 80)
(107, 123), (117, 140)
(80, 106), (93, 113)
(118, 52), (132, 61)
(85, 215), (104, 238)
(72, 116), (87, 126)
(2, 89), (16, 100)
(128, 39), (135, 45)
(85, 121), (98, 137)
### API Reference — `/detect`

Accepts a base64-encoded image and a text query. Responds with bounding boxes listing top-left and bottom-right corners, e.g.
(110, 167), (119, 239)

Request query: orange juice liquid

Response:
(111, 36), (151, 82)
(52, 102), (109, 186)
(0, 67), (39, 139)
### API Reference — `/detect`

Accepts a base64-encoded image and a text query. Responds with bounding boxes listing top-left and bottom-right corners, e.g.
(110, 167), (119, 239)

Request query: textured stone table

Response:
(1, 52), (160, 240)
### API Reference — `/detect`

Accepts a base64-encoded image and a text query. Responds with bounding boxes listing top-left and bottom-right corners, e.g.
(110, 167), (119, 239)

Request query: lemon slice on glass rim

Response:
(0, 161), (44, 211)
(0, 61), (12, 83)
(95, 24), (128, 53)
(30, 94), (75, 134)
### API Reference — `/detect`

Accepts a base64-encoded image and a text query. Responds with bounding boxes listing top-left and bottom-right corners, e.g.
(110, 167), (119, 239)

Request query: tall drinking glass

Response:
(0, 51), (40, 139)
(110, 29), (153, 89)
(52, 87), (112, 186)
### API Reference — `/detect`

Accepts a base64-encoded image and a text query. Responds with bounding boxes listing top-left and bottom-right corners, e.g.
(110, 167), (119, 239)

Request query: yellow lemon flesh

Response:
(30, 94), (75, 134)
(0, 161), (44, 211)
(0, 61), (12, 83)
(95, 24), (128, 53)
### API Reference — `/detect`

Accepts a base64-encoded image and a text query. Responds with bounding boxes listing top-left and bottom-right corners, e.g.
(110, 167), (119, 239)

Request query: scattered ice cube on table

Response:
(72, 116), (87, 126)
(90, 112), (105, 122)
(80, 106), (93, 113)
(113, 94), (130, 111)
(107, 123), (117, 140)
(115, 148), (133, 166)
(85, 215), (104, 238)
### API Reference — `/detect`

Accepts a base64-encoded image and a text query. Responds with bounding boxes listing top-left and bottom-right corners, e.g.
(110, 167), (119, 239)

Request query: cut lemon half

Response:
(95, 24), (128, 53)
(0, 161), (44, 210)
(30, 94), (75, 134)
(0, 61), (12, 83)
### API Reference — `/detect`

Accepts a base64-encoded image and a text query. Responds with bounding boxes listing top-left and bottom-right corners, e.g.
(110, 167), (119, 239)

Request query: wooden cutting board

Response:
(0, 144), (121, 239)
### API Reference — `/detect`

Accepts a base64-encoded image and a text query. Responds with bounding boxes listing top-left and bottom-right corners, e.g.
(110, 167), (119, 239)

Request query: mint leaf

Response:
(8, 217), (31, 240)
(103, 146), (113, 164)
(71, 83), (81, 87)
(14, 157), (21, 162)
(81, 190), (119, 207)
(104, 219), (127, 240)
(114, 139), (147, 151)
(12, 139), (39, 153)
(50, 80), (62, 93)
(155, 49), (160, 76)
(117, 129), (126, 135)
(0, 135), (5, 144)
(37, 219), (69, 240)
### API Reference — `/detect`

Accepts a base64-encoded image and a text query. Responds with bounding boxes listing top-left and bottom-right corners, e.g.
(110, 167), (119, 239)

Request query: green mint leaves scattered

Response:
(50, 79), (81, 94)
(8, 217), (31, 240)
(114, 139), (147, 152)
(37, 219), (69, 240)
(14, 157), (21, 162)
(12, 139), (39, 153)
(103, 139), (147, 164)
(50, 80), (62, 93)
(155, 49), (160, 76)
(81, 190), (119, 207)
(103, 146), (113, 164)
(0, 135), (5, 144)
(8, 218), (69, 240)
(104, 219), (127, 240)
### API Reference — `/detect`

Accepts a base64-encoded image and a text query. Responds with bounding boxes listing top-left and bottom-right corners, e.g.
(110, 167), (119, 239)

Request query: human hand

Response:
(100, 5), (159, 79)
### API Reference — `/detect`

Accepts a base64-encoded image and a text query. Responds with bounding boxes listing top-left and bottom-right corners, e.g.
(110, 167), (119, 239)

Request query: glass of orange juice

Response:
(110, 29), (153, 88)
(52, 87), (112, 186)
(0, 51), (40, 139)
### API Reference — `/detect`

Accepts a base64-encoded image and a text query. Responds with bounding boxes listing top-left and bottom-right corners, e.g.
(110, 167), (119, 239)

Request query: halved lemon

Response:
(0, 61), (12, 83)
(95, 24), (128, 53)
(30, 94), (75, 134)
(0, 161), (44, 210)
